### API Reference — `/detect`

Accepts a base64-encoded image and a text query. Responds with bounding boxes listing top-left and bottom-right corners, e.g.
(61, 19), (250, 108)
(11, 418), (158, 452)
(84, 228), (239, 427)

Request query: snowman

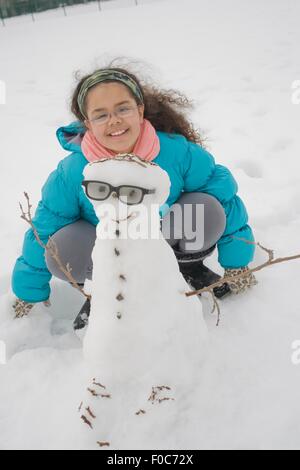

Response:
(78, 154), (208, 449)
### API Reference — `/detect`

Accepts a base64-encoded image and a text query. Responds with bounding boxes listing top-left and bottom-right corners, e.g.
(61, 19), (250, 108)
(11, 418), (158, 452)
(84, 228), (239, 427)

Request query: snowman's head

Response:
(82, 154), (170, 221)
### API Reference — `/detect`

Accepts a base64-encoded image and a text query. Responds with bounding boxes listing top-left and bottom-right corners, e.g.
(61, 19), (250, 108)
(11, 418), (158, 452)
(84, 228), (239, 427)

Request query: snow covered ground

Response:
(1, 0), (300, 450)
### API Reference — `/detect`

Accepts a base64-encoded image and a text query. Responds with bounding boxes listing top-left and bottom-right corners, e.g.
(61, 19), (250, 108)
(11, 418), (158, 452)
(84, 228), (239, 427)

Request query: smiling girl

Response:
(11, 65), (257, 324)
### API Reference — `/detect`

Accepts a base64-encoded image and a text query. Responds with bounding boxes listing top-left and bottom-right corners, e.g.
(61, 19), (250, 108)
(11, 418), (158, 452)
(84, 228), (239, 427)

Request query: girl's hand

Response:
(13, 298), (51, 318)
(224, 266), (258, 295)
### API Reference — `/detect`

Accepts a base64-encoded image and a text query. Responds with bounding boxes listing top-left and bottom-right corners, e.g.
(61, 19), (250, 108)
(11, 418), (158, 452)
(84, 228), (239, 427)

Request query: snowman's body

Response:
(79, 155), (208, 449)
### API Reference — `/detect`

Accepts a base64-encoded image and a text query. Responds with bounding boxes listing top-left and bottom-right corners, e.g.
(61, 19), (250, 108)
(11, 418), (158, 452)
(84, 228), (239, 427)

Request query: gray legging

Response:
(45, 192), (226, 284)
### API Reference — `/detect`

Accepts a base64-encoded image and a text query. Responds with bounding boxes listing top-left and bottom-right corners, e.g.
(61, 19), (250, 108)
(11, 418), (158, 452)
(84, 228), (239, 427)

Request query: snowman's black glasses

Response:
(82, 181), (156, 205)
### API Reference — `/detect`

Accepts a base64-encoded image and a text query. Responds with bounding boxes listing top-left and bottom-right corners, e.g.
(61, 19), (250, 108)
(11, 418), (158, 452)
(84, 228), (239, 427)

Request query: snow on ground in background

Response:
(0, 0), (300, 450)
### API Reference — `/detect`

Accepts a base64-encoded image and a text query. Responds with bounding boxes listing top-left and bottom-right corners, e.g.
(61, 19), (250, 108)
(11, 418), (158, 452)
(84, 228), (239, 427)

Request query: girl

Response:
(11, 65), (257, 326)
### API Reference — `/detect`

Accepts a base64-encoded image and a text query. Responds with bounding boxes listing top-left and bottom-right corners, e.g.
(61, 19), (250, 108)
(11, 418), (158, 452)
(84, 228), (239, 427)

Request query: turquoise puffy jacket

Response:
(11, 121), (255, 303)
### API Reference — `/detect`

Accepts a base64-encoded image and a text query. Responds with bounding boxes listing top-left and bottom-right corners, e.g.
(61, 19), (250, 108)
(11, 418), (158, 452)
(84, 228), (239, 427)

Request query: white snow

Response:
(1, 0), (300, 450)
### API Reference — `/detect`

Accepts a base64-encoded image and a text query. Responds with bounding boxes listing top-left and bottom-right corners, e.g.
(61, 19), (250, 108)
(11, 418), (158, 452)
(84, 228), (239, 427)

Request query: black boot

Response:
(73, 297), (91, 330)
(173, 245), (231, 299)
(68, 282), (91, 331)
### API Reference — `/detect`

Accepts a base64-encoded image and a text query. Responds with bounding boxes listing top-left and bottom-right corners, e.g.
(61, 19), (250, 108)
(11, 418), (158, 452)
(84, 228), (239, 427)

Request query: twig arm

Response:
(19, 192), (90, 300)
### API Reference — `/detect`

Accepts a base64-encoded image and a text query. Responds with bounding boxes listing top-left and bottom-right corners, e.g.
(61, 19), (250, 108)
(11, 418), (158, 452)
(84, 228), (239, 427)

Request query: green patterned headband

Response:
(77, 69), (144, 119)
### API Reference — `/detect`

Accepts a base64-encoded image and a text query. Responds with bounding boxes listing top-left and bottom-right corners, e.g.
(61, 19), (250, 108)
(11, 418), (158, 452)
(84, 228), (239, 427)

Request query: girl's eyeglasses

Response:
(82, 181), (156, 205)
(88, 105), (138, 125)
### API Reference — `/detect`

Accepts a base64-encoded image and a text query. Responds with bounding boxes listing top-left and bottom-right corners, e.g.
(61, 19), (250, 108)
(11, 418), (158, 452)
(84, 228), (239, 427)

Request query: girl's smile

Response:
(108, 128), (130, 138)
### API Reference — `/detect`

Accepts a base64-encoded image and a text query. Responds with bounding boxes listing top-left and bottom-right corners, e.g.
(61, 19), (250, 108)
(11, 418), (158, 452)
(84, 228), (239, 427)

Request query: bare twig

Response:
(87, 387), (111, 399)
(86, 407), (96, 419)
(148, 386), (174, 405)
(158, 397), (175, 404)
(97, 441), (110, 447)
(185, 236), (300, 326)
(19, 192), (90, 300)
(92, 379), (106, 389)
(186, 237), (300, 298)
(81, 415), (93, 429)
(211, 293), (221, 327)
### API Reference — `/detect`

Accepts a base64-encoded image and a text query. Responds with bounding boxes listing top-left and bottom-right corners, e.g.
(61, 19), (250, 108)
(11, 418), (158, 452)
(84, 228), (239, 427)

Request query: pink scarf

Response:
(81, 118), (160, 162)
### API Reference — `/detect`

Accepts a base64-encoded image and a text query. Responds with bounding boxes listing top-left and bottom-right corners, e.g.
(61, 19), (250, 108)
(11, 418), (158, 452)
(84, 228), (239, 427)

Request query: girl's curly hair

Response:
(70, 65), (205, 146)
